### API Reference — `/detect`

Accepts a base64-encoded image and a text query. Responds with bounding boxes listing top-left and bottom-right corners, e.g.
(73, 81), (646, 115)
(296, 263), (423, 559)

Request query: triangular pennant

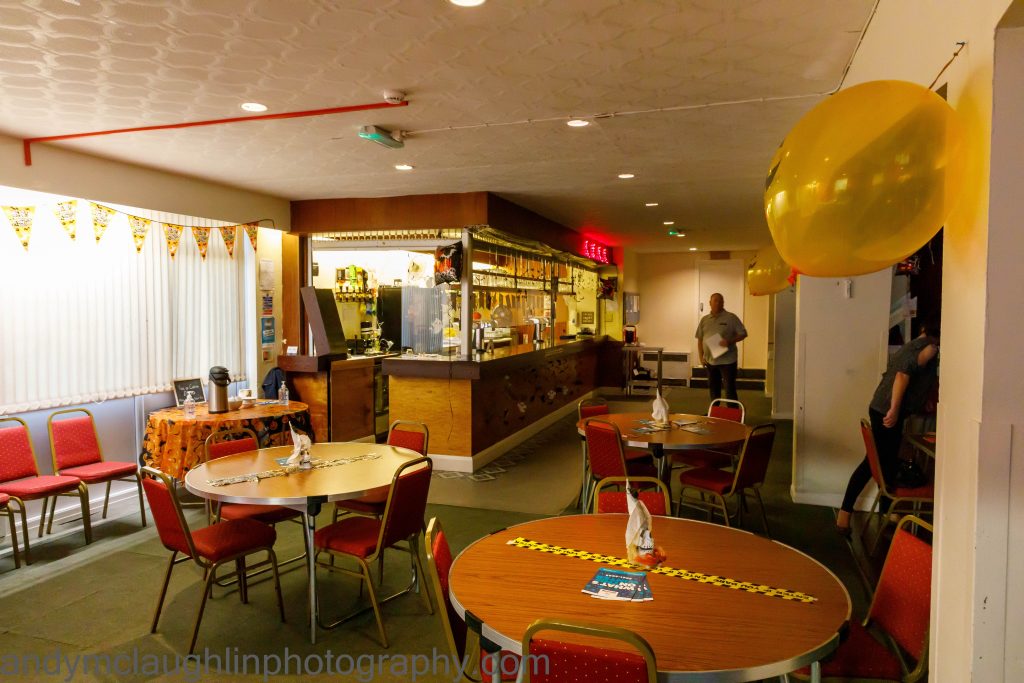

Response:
(244, 222), (258, 251)
(2, 206), (34, 250)
(192, 226), (210, 260)
(219, 225), (237, 258)
(54, 200), (77, 240)
(163, 223), (183, 259)
(91, 203), (116, 243)
(128, 215), (151, 253)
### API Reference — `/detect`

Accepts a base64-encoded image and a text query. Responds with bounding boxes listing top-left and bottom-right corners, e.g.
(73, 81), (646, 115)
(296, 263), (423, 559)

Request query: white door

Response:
(697, 259), (746, 366)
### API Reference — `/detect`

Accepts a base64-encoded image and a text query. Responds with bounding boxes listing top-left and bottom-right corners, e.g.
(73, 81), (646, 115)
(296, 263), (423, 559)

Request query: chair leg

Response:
(102, 481), (112, 520)
(151, 551), (177, 633)
(189, 562), (218, 655)
(411, 535), (433, 615)
(77, 483), (92, 545)
(5, 509), (20, 569)
(359, 558), (389, 648)
(268, 549), (286, 623)
(753, 488), (771, 538)
(135, 473), (148, 528)
(715, 494), (730, 527)
(38, 497), (51, 537)
(236, 557), (249, 604)
(12, 500), (30, 565)
(46, 496), (57, 535)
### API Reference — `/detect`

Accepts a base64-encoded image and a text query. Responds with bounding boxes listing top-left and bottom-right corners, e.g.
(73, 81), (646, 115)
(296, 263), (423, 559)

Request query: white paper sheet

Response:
(705, 332), (728, 359)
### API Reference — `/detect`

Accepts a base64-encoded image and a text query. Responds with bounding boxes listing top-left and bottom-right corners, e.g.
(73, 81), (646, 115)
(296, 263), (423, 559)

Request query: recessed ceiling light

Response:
(566, 119), (590, 127)
(241, 102), (267, 112)
(449, 0), (486, 6)
(395, 164), (414, 171)
(689, 247), (698, 251)
(678, 233), (686, 237)
(663, 221), (674, 226)
(645, 202), (658, 207)
(618, 173), (635, 179)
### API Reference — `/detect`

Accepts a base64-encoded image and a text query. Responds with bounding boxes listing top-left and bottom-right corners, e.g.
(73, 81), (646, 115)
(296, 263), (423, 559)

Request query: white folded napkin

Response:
(651, 389), (669, 424)
(285, 423), (312, 467)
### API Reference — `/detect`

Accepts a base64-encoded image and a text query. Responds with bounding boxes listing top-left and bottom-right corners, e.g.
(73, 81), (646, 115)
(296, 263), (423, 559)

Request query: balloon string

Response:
(929, 42), (968, 91)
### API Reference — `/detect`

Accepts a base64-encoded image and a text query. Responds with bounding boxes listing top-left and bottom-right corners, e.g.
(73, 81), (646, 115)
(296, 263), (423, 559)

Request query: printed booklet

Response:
(581, 568), (653, 602)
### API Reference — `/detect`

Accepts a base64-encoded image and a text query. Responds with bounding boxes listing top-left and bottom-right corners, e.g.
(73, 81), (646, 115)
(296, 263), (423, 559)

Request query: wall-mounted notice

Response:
(259, 259), (275, 291)
(261, 316), (275, 347)
(262, 294), (273, 316)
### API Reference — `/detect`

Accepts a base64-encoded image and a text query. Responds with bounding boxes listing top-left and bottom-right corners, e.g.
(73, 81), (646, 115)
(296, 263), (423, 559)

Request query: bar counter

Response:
(384, 336), (622, 462)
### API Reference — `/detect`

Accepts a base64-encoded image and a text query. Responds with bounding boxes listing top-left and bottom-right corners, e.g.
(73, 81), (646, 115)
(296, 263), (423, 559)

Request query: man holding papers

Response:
(695, 293), (747, 400)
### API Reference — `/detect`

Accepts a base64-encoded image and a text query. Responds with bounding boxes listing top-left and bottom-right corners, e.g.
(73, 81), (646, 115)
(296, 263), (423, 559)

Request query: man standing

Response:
(695, 293), (747, 401)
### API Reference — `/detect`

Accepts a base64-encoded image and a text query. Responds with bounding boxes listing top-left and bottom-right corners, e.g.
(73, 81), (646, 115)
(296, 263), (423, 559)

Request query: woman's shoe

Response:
(835, 524), (852, 538)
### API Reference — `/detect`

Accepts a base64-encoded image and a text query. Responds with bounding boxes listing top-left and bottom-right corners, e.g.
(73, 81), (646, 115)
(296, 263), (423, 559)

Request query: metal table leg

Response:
(304, 498), (323, 644)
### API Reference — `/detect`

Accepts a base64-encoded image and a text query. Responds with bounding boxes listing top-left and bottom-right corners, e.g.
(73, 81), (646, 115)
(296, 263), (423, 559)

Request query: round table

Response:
(576, 412), (752, 453)
(141, 401), (312, 479)
(184, 442), (423, 644)
(449, 515), (850, 682)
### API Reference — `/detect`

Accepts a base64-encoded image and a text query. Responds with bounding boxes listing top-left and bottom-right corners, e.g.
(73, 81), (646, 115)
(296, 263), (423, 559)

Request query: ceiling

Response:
(0, 0), (875, 251)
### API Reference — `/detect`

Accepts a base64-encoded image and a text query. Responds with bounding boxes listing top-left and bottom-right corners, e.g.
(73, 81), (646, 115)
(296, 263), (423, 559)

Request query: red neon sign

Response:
(582, 240), (610, 264)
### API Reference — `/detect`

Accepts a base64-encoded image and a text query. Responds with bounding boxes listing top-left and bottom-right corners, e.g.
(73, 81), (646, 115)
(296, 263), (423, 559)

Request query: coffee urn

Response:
(207, 366), (231, 414)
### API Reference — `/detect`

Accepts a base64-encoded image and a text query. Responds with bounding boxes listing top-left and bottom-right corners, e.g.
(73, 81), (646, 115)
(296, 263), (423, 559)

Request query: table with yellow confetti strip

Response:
(449, 514), (850, 682)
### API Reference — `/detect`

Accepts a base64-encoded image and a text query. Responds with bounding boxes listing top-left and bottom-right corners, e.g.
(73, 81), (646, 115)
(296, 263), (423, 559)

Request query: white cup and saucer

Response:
(237, 388), (257, 406)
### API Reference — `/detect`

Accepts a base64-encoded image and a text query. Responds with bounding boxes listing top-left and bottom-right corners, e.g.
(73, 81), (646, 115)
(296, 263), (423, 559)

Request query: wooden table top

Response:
(148, 401), (309, 424)
(577, 412), (752, 451)
(449, 515), (850, 681)
(184, 442), (421, 507)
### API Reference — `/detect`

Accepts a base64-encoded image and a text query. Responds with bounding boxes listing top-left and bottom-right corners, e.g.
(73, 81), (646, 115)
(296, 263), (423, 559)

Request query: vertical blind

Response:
(0, 187), (249, 413)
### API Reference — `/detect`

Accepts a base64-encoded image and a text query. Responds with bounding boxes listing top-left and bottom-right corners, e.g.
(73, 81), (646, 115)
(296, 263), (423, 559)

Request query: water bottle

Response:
(280, 382), (289, 405)
(183, 390), (196, 419)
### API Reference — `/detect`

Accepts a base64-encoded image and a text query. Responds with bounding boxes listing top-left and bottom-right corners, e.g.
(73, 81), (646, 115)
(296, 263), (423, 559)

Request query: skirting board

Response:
(790, 483), (879, 511)
(428, 389), (598, 473)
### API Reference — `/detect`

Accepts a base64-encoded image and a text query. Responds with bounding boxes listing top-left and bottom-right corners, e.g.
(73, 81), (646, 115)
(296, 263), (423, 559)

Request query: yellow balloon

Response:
(764, 80), (965, 277)
(747, 243), (791, 296)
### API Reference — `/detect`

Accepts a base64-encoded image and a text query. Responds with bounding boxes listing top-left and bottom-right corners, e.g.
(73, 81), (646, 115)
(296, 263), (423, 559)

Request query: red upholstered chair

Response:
(671, 398), (746, 471)
(0, 416), (91, 564)
(593, 476), (671, 515)
(205, 429), (301, 526)
(677, 423), (776, 536)
(334, 420), (429, 521)
(794, 516), (932, 682)
(46, 408), (146, 532)
(314, 456), (434, 647)
(425, 517), (521, 681)
(141, 466), (285, 655)
(521, 619), (657, 683)
(582, 419), (659, 512)
(1, 493), (20, 569)
(861, 419), (934, 555)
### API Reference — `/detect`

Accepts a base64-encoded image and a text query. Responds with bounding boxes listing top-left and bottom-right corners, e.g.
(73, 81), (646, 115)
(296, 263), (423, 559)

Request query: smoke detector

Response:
(382, 90), (406, 105)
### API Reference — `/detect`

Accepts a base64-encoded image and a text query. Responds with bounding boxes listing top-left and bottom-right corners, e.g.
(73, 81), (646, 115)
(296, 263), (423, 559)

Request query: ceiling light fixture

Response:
(566, 119), (590, 127)
(618, 173), (635, 179)
(645, 202), (658, 207)
(395, 163), (414, 171)
(358, 125), (404, 149)
(689, 247), (698, 251)
(663, 221), (674, 225)
(449, 0), (486, 6)
(241, 102), (267, 112)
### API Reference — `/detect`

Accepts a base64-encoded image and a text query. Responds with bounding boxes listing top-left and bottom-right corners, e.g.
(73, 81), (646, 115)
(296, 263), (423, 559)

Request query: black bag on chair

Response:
(893, 459), (927, 488)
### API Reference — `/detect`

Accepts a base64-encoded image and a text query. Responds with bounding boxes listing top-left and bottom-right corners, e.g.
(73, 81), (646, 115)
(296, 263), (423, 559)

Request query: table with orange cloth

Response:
(140, 401), (312, 479)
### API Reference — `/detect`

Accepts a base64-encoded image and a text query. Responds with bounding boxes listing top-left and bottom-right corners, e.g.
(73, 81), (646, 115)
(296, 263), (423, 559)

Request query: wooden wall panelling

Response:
(485, 194), (588, 258)
(389, 376), (473, 456)
(289, 372), (329, 443)
(329, 359), (375, 441)
(281, 232), (303, 353)
(291, 192), (488, 233)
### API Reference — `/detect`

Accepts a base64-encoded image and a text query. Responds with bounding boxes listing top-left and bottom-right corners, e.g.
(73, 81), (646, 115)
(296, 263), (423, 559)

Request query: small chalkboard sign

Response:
(172, 378), (205, 406)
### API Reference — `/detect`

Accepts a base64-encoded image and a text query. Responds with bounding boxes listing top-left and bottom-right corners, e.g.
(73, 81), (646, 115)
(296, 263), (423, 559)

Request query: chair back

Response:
(593, 477), (670, 515)
(733, 423), (776, 492)
(578, 398), (609, 420)
(387, 420), (429, 456)
(379, 456), (432, 550)
(584, 419), (627, 479)
(522, 619), (656, 683)
(708, 398), (745, 423)
(860, 418), (891, 495)
(0, 417), (40, 483)
(424, 517), (468, 661)
(140, 467), (196, 559)
(868, 516), (933, 675)
(205, 428), (259, 462)
(48, 409), (104, 471)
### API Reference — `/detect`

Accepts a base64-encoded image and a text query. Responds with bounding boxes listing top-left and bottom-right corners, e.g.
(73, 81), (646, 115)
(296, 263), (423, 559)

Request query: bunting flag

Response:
(128, 215), (151, 253)
(163, 223), (183, 259)
(91, 203), (115, 243)
(3, 205), (35, 250)
(219, 225), (237, 258)
(244, 222), (259, 252)
(54, 200), (77, 240)
(192, 226), (210, 260)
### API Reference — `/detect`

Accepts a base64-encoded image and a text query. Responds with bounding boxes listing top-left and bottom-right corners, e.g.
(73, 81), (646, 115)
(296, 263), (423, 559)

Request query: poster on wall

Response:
(261, 316), (275, 347)
(262, 294), (273, 316)
(259, 259), (275, 290)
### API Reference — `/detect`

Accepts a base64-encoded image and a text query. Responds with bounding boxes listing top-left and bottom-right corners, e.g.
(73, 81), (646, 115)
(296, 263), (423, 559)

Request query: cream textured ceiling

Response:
(0, 0), (874, 250)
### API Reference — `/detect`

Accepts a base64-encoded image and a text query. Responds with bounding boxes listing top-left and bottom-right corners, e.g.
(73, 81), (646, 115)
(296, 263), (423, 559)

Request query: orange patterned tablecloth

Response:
(141, 401), (312, 479)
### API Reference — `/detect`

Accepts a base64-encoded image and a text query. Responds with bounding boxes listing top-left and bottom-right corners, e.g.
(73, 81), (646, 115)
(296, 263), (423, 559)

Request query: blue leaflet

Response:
(581, 568), (653, 602)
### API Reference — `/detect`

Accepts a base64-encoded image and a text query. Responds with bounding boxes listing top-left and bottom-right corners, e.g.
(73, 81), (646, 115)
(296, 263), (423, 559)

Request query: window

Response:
(0, 186), (252, 413)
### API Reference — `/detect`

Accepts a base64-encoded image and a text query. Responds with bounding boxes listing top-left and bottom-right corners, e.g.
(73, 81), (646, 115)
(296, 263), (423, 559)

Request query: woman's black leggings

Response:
(840, 408), (904, 513)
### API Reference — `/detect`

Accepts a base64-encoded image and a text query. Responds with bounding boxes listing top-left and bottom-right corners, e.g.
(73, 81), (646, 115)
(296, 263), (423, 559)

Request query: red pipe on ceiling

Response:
(22, 100), (409, 165)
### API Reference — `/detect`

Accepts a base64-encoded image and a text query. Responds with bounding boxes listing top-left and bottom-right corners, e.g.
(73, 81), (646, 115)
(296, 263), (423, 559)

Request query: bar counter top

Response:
(382, 335), (610, 380)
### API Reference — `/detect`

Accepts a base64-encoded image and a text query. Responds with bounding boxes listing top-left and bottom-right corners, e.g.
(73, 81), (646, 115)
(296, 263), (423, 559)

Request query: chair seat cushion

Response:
(623, 447), (652, 462)
(679, 467), (733, 494)
(597, 491), (668, 515)
(480, 649), (521, 680)
(625, 460), (659, 478)
(315, 516), (382, 558)
(672, 448), (732, 470)
(191, 518), (277, 563)
(795, 622), (903, 680)
(219, 503), (300, 525)
(528, 638), (650, 682)
(0, 475), (82, 500)
(890, 483), (934, 499)
(59, 461), (138, 483)
(0, 492), (8, 506)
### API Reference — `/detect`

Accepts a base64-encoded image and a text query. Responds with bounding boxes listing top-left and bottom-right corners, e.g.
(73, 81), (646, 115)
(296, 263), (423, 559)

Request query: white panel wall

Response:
(771, 288), (796, 419)
(791, 271), (890, 508)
